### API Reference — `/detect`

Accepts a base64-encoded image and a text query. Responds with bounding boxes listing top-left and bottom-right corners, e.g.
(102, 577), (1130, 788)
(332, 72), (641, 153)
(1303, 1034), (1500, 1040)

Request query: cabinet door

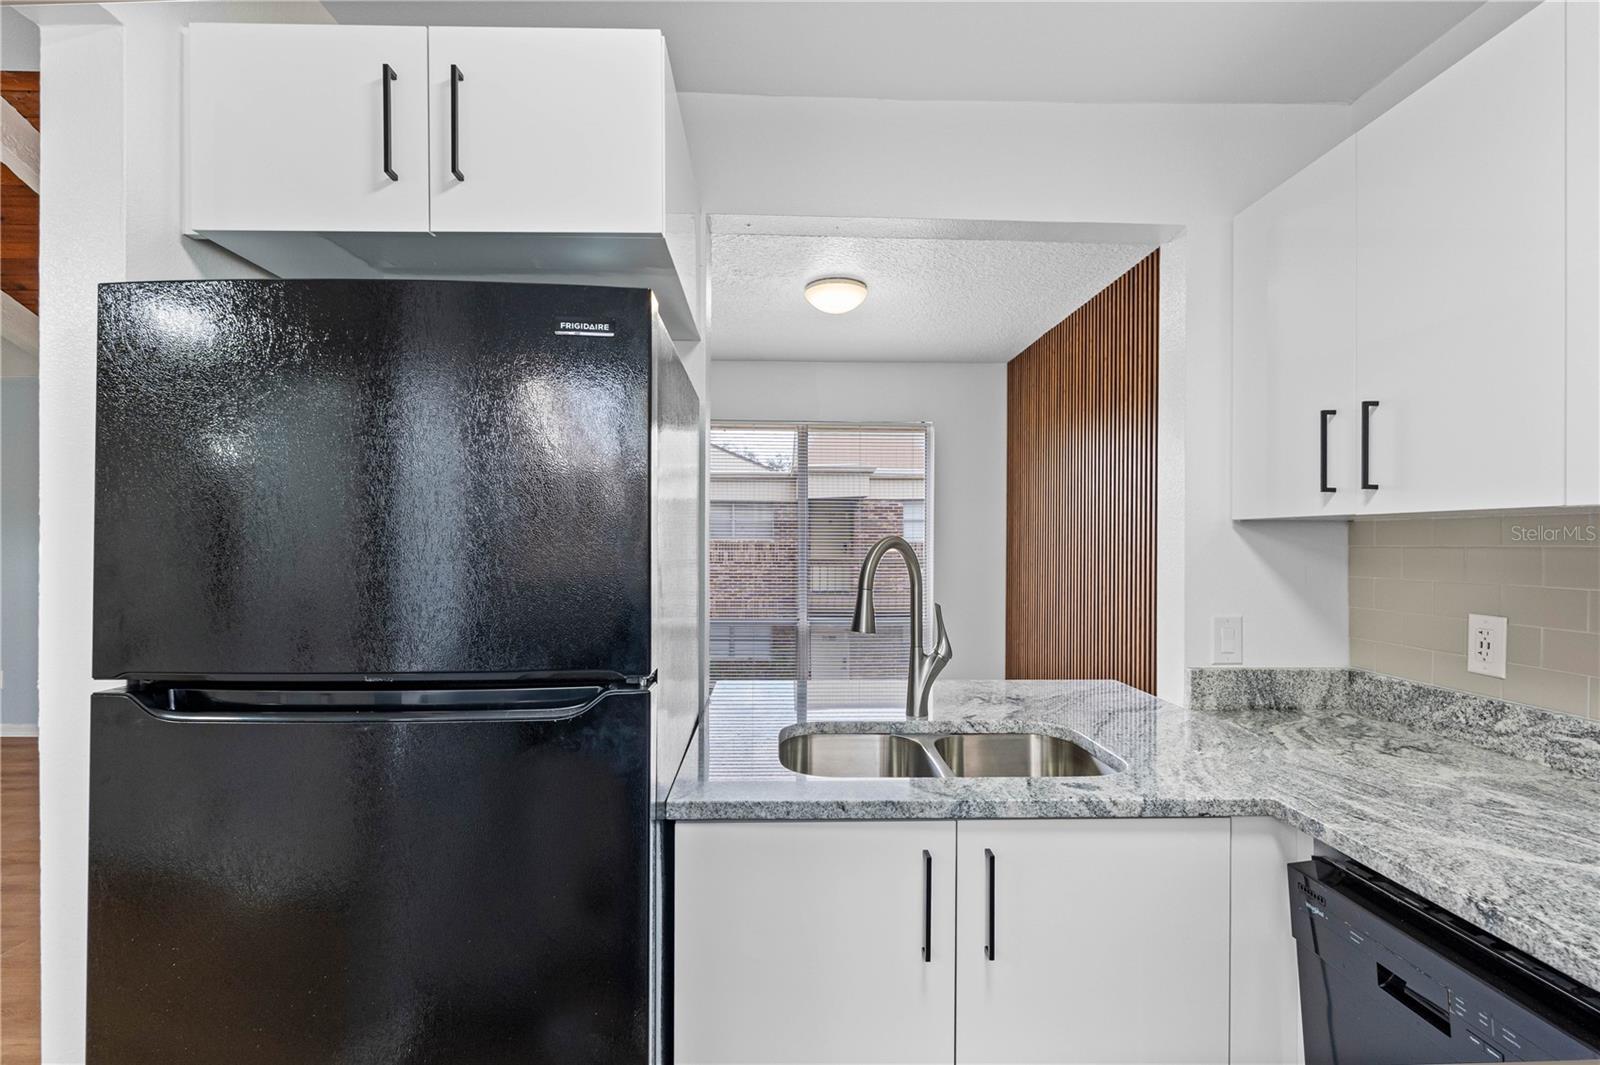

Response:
(185, 24), (429, 233)
(956, 819), (1230, 1064)
(428, 28), (666, 235)
(1568, 0), (1600, 505)
(674, 821), (956, 1065)
(1229, 818), (1313, 1065)
(1355, 2), (1566, 513)
(1232, 139), (1358, 519)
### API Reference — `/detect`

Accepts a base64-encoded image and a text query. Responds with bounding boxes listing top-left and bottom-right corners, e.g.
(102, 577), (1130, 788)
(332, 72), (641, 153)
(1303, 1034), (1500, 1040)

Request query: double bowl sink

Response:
(778, 730), (1117, 779)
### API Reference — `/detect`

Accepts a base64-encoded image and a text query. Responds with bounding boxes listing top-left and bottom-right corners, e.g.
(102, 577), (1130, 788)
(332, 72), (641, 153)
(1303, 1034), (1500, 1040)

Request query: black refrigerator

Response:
(87, 279), (704, 1065)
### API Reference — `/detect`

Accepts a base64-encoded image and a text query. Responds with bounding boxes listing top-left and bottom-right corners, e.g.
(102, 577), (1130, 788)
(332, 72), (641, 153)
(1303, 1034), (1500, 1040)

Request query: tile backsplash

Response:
(1349, 513), (1600, 719)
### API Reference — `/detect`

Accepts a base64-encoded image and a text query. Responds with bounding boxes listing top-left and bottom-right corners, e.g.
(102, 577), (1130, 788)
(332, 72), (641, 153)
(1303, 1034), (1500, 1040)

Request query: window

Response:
(710, 501), (777, 539)
(709, 422), (933, 707)
(902, 501), (926, 543)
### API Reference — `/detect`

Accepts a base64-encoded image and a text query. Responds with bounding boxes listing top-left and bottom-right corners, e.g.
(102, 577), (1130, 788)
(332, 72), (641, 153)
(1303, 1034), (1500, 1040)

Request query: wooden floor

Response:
(1, 738), (40, 1065)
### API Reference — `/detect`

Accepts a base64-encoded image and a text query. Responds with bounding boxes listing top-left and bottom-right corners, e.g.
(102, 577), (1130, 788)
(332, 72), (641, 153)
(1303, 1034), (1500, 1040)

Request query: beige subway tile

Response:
(1508, 625), (1542, 667)
(1350, 546), (1404, 579)
(1543, 547), (1600, 590)
(1592, 591), (1600, 633)
(1433, 652), (1505, 698)
(1435, 517), (1502, 547)
(1464, 547), (1543, 586)
(1405, 612), (1466, 654)
(1402, 547), (1464, 582)
(1504, 585), (1591, 630)
(1350, 609), (1400, 644)
(1505, 664), (1590, 716)
(1431, 582), (1501, 619)
(1591, 677), (1600, 721)
(1375, 643), (1433, 685)
(1348, 577), (1375, 611)
(1374, 579), (1433, 614)
(1350, 639), (1380, 671)
(1375, 519), (1436, 547)
(1542, 629), (1600, 678)
(1348, 520), (1374, 547)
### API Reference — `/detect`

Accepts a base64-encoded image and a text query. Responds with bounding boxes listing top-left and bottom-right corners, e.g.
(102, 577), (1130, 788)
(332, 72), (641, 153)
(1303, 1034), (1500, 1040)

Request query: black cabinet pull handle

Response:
(921, 850), (933, 962)
(984, 847), (996, 961)
(450, 64), (465, 182)
(1361, 400), (1380, 490)
(381, 64), (398, 181)
(1319, 409), (1337, 493)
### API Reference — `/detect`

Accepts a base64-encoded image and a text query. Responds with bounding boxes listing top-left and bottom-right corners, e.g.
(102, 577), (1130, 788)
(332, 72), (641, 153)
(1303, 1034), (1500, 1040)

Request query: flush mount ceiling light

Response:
(804, 276), (868, 315)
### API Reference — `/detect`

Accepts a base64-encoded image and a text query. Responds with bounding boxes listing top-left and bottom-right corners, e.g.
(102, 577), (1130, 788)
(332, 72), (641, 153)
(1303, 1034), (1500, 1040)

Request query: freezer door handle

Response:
(149, 684), (629, 723)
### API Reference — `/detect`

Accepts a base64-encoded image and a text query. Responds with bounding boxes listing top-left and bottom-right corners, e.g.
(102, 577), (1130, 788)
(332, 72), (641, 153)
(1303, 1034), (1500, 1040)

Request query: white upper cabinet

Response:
(183, 24), (703, 340)
(1567, 0), (1600, 506)
(1233, 139), (1359, 519)
(1231, 1), (1593, 517)
(185, 25), (430, 233)
(1354, 1), (1566, 514)
(954, 819), (1231, 1065)
(428, 28), (665, 235)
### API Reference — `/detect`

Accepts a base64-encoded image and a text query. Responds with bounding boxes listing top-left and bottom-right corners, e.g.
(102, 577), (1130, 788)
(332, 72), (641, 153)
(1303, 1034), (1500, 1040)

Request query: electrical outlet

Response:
(1467, 613), (1507, 679)
(1212, 615), (1243, 665)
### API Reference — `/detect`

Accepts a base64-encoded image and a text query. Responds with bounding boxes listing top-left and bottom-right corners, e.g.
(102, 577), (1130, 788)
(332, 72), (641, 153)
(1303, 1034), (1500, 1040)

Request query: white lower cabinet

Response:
(955, 819), (1231, 1064)
(673, 820), (957, 1065)
(675, 818), (1265, 1065)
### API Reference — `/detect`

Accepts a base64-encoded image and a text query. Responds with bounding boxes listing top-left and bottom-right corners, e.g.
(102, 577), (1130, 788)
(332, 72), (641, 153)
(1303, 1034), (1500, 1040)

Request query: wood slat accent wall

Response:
(2, 71), (40, 315)
(2, 71), (41, 130)
(1006, 250), (1159, 691)
(2, 163), (39, 313)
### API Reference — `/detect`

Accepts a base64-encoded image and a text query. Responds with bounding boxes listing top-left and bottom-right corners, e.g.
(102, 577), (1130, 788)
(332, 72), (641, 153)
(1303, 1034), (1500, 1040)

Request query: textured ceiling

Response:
(326, 1), (1484, 105)
(709, 231), (1155, 363)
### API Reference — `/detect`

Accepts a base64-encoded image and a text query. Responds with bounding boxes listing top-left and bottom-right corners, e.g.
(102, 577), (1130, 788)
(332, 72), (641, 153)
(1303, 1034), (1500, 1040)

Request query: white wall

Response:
(2, 6), (40, 70)
(2, 374), (39, 730)
(710, 359), (1007, 680)
(683, 92), (1358, 691)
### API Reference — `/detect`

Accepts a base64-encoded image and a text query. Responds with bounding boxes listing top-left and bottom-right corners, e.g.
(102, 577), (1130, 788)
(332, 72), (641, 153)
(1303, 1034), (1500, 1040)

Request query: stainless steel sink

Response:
(777, 733), (943, 778)
(777, 730), (1116, 779)
(934, 732), (1113, 778)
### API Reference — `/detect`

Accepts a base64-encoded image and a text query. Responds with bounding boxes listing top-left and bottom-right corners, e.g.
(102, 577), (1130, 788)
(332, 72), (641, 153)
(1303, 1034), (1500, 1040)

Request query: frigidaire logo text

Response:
(555, 321), (615, 337)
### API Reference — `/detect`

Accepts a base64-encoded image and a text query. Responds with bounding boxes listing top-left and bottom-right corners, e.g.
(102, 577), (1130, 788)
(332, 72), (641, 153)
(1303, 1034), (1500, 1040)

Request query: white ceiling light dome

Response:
(804, 276), (868, 315)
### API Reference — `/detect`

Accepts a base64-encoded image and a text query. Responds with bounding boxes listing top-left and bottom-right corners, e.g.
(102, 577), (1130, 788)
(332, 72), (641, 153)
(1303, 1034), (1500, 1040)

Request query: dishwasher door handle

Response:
(1377, 963), (1452, 1035)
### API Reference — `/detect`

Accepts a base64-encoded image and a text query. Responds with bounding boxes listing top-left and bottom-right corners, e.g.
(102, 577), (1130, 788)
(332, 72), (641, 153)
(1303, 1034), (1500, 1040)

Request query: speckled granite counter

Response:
(664, 677), (1600, 992)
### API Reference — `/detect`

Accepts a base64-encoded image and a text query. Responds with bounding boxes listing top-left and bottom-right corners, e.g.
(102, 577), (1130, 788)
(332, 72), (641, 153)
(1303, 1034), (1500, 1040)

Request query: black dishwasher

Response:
(1289, 856), (1600, 1064)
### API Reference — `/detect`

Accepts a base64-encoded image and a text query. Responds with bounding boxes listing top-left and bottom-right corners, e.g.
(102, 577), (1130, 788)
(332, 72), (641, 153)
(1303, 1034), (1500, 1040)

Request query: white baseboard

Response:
(0, 723), (40, 738)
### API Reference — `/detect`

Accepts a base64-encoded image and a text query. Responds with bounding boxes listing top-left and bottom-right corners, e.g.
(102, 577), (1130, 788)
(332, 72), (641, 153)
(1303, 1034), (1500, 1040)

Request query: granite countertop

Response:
(664, 676), (1600, 992)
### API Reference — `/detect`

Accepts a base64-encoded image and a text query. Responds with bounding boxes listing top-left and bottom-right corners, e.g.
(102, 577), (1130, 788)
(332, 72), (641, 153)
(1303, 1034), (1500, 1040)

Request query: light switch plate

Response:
(1212, 615), (1244, 665)
(1467, 613), (1507, 679)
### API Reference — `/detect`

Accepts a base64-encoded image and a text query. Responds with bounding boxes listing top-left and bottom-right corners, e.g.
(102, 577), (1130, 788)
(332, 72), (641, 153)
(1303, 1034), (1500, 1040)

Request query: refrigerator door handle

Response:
(149, 684), (627, 724)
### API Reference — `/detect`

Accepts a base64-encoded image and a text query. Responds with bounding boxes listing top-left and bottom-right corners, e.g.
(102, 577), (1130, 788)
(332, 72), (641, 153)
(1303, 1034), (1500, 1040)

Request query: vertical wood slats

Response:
(1006, 250), (1159, 693)
(2, 71), (40, 314)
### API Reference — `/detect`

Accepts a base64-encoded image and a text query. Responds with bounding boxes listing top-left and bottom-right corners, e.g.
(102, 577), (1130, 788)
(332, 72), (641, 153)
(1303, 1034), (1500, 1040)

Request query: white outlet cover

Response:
(1212, 615), (1243, 665)
(1467, 613), (1508, 679)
